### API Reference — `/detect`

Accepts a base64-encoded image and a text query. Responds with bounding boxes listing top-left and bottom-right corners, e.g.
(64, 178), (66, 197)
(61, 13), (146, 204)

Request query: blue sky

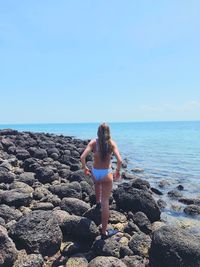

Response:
(0, 1), (200, 123)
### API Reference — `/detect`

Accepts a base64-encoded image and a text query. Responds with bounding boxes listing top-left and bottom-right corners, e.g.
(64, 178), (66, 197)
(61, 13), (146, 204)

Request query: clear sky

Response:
(0, 1), (200, 123)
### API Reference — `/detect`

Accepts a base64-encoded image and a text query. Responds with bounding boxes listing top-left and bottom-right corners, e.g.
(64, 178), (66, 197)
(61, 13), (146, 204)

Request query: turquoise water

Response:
(0, 121), (200, 224)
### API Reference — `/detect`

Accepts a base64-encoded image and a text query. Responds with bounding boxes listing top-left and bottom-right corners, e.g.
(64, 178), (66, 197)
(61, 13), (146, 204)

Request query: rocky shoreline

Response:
(0, 129), (200, 267)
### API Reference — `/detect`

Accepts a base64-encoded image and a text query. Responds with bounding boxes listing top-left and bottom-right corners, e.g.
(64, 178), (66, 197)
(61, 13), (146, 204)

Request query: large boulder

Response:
(32, 148), (48, 159)
(35, 167), (57, 184)
(68, 170), (94, 187)
(65, 254), (88, 267)
(49, 182), (82, 199)
(1, 189), (32, 208)
(122, 255), (147, 267)
(13, 250), (44, 267)
(0, 225), (18, 267)
(9, 210), (62, 256)
(0, 170), (15, 183)
(17, 172), (36, 186)
(16, 149), (30, 160)
(183, 204), (200, 216)
(83, 205), (102, 226)
(60, 197), (90, 216)
(92, 236), (122, 258)
(0, 204), (23, 223)
(88, 256), (126, 267)
(128, 232), (151, 257)
(113, 183), (161, 222)
(61, 214), (99, 241)
(149, 226), (200, 267)
(132, 212), (152, 234)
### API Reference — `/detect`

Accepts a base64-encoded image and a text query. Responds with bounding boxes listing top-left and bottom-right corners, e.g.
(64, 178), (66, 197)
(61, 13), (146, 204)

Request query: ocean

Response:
(0, 121), (200, 226)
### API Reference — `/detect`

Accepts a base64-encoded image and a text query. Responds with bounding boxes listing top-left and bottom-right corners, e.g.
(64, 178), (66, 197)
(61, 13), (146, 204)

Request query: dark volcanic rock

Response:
(151, 187), (163, 195)
(35, 167), (57, 184)
(61, 215), (99, 241)
(83, 205), (102, 226)
(132, 211), (152, 234)
(9, 210), (62, 256)
(92, 236), (121, 258)
(49, 182), (82, 199)
(113, 183), (161, 222)
(0, 204), (23, 223)
(131, 178), (150, 190)
(68, 170), (94, 187)
(0, 170), (15, 183)
(122, 255), (147, 267)
(32, 148), (48, 159)
(60, 197), (90, 216)
(17, 172), (36, 186)
(13, 252), (44, 267)
(157, 199), (167, 209)
(0, 129), (18, 136)
(16, 149), (30, 160)
(31, 202), (54, 211)
(183, 204), (200, 216)
(177, 184), (184, 191)
(167, 189), (183, 199)
(0, 225), (18, 267)
(88, 256), (126, 267)
(22, 158), (39, 172)
(128, 232), (151, 257)
(179, 197), (200, 205)
(149, 225), (200, 267)
(1, 189), (32, 207)
(109, 210), (127, 224)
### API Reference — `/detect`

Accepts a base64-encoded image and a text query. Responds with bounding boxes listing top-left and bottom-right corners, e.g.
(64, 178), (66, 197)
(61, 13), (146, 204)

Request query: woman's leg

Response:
(91, 174), (101, 204)
(95, 181), (101, 204)
(101, 173), (113, 235)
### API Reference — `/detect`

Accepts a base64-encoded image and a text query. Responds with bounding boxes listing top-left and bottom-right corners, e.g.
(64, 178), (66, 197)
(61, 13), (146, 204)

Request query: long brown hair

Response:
(97, 123), (113, 161)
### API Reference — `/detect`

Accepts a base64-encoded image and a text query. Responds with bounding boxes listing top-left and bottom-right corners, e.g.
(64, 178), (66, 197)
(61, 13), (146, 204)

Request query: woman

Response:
(80, 123), (122, 238)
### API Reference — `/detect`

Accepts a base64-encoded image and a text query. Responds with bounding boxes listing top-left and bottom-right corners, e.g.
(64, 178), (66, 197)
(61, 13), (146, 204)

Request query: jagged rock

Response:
(13, 250), (44, 267)
(109, 210), (127, 224)
(1, 189), (32, 208)
(65, 254), (88, 267)
(9, 210), (62, 256)
(61, 214), (99, 241)
(17, 172), (36, 186)
(16, 149), (30, 160)
(31, 202), (54, 210)
(88, 256), (126, 267)
(92, 236), (122, 258)
(149, 226), (200, 267)
(113, 183), (160, 222)
(9, 181), (34, 194)
(122, 255), (147, 267)
(128, 232), (151, 257)
(35, 167), (57, 184)
(60, 197), (90, 216)
(167, 190), (183, 199)
(0, 204), (23, 223)
(132, 212), (152, 234)
(0, 170), (15, 183)
(83, 205), (102, 226)
(49, 182), (82, 199)
(0, 225), (18, 267)
(184, 204), (200, 216)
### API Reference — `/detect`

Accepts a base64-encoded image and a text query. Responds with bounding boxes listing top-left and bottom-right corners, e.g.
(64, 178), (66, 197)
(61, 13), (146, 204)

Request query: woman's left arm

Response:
(80, 139), (94, 173)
